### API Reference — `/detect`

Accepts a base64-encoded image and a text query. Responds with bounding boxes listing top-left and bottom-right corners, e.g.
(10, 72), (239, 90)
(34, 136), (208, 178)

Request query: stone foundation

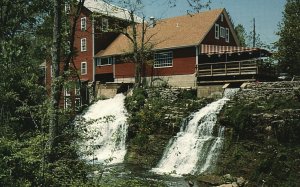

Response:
(115, 74), (197, 88)
(197, 85), (224, 98)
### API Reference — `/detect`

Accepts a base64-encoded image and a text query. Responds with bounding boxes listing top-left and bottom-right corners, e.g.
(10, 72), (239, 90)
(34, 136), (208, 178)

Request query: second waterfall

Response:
(152, 89), (238, 176)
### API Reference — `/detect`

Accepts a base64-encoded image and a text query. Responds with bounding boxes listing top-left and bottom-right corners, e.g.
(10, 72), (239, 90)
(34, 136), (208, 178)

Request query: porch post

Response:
(195, 46), (199, 87)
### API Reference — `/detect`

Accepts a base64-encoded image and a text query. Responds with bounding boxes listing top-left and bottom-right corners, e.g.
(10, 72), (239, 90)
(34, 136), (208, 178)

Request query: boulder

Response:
(236, 177), (246, 186)
(223, 174), (234, 183)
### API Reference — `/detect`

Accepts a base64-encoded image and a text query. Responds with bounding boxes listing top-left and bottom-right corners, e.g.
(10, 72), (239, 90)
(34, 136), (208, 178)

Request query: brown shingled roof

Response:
(96, 8), (226, 57)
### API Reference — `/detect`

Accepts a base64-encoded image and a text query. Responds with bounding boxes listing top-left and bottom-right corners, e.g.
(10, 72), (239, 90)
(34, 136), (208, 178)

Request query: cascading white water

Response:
(79, 94), (127, 165)
(152, 89), (238, 176)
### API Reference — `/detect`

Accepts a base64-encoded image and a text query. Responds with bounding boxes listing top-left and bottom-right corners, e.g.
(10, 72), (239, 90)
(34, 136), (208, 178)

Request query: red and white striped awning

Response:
(200, 44), (269, 55)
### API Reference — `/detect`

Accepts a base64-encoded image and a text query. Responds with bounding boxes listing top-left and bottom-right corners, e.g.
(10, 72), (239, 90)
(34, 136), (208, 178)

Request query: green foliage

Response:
(234, 24), (247, 47)
(125, 87), (148, 112)
(217, 88), (300, 186)
(221, 93), (300, 141)
(276, 0), (300, 75)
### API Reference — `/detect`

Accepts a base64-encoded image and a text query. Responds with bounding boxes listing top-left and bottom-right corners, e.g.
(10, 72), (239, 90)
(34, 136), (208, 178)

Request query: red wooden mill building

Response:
(44, 0), (272, 109)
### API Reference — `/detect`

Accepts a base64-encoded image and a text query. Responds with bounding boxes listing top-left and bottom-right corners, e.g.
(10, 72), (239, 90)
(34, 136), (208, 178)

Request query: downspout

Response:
(113, 57), (115, 82)
(92, 17), (95, 82)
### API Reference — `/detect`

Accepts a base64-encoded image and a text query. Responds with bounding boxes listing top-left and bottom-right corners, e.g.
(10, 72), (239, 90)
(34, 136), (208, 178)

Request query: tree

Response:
(235, 24), (247, 47)
(167, 0), (211, 13)
(97, 0), (155, 86)
(0, 0), (50, 137)
(48, 0), (86, 162)
(234, 22), (269, 49)
(276, 0), (300, 76)
(102, 0), (212, 86)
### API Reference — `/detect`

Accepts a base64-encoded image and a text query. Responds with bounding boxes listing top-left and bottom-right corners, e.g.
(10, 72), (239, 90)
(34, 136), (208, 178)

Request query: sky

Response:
(141, 0), (286, 47)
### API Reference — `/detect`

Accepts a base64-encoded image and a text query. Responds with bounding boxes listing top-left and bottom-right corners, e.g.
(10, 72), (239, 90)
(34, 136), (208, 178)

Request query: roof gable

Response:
(221, 10), (240, 46)
(97, 8), (229, 57)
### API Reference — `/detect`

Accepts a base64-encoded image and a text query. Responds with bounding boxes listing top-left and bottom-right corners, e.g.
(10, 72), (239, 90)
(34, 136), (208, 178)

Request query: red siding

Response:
(115, 62), (135, 78)
(113, 47), (196, 79)
(148, 47), (196, 76)
(95, 64), (113, 74)
(73, 7), (93, 81)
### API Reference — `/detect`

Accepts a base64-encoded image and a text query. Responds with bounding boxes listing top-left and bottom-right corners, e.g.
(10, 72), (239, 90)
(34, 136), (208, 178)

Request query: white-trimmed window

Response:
(81, 17), (86, 31)
(64, 87), (71, 96)
(81, 38), (87, 51)
(154, 51), (173, 68)
(64, 87), (71, 109)
(65, 4), (70, 14)
(102, 18), (109, 31)
(225, 28), (230, 42)
(75, 82), (81, 96)
(64, 97), (71, 109)
(96, 57), (114, 66)
(215, 24), (219, 39)
(81, 62), (87, 75)
(220, 14), (224, 22)
(220, 27), (226, 38)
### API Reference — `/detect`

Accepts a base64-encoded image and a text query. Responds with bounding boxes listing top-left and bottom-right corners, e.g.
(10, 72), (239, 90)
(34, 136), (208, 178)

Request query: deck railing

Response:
(197, 59), (261, 77)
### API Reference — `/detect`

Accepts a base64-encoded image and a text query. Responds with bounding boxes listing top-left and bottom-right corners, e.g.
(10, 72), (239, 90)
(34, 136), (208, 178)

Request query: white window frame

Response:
(81, 38), (87, 51)
(65, 4), (70, 14)
(225, 28), (230, 43)
(64, 87), (71, 96)
(215, 24), (219, 39)
(50, 65), (53, 77)
(220, 27), (225, 38)
(75, 83), (81, 96)
(102, 18), (109, 31)
(96, 57), (114, 66)
(81, 62), (87, 75)
(220, 14), (224, 22)
(81, 17), (86, 31)
(154, 51), (173, 68)
(64, 97), (71, 109)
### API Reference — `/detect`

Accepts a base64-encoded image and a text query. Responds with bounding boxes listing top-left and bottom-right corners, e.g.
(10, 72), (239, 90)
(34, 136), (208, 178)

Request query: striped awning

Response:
(200, 44), (270, 55)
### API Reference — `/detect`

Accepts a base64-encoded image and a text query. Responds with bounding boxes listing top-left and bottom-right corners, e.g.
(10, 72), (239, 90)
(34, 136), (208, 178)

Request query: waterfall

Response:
(152, 89), (238, 176)
(78, 94), (128, 165)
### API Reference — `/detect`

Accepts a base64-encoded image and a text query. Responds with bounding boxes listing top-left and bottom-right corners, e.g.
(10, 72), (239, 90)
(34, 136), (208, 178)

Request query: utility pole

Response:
(253, 18), (256, 47)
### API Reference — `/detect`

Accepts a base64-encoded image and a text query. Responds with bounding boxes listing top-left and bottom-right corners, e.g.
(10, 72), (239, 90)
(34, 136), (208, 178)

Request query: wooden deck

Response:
(197, 59), (260, 77)
(196, 59), (269, 84)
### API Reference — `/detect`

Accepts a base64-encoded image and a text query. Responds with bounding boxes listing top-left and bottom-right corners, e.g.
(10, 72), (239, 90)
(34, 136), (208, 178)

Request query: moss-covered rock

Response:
(216, 81), (300, 186)
(124, 87), (211, 168)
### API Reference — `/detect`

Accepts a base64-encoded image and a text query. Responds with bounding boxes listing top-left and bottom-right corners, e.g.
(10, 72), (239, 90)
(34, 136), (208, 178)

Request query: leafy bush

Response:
(125, 88), (147, 113)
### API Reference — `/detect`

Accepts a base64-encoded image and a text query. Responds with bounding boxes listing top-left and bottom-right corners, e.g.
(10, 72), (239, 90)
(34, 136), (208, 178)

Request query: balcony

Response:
(196, 59), (275, 84)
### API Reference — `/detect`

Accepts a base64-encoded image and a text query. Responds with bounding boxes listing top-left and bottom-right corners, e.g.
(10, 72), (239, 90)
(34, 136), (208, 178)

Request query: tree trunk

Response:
(49, 0), (62, 162)
(130, 11), (141, 87)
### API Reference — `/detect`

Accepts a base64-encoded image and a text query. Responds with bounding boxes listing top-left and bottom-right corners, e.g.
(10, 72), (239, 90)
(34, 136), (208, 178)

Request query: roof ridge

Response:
(156, 8), (224, 21)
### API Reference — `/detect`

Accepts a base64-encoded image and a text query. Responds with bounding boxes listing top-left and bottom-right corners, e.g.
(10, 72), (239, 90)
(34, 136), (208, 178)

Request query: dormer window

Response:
(81, 17), (86, 31)
(220, 14), (224, 22)
(215, 24), (219, 39)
